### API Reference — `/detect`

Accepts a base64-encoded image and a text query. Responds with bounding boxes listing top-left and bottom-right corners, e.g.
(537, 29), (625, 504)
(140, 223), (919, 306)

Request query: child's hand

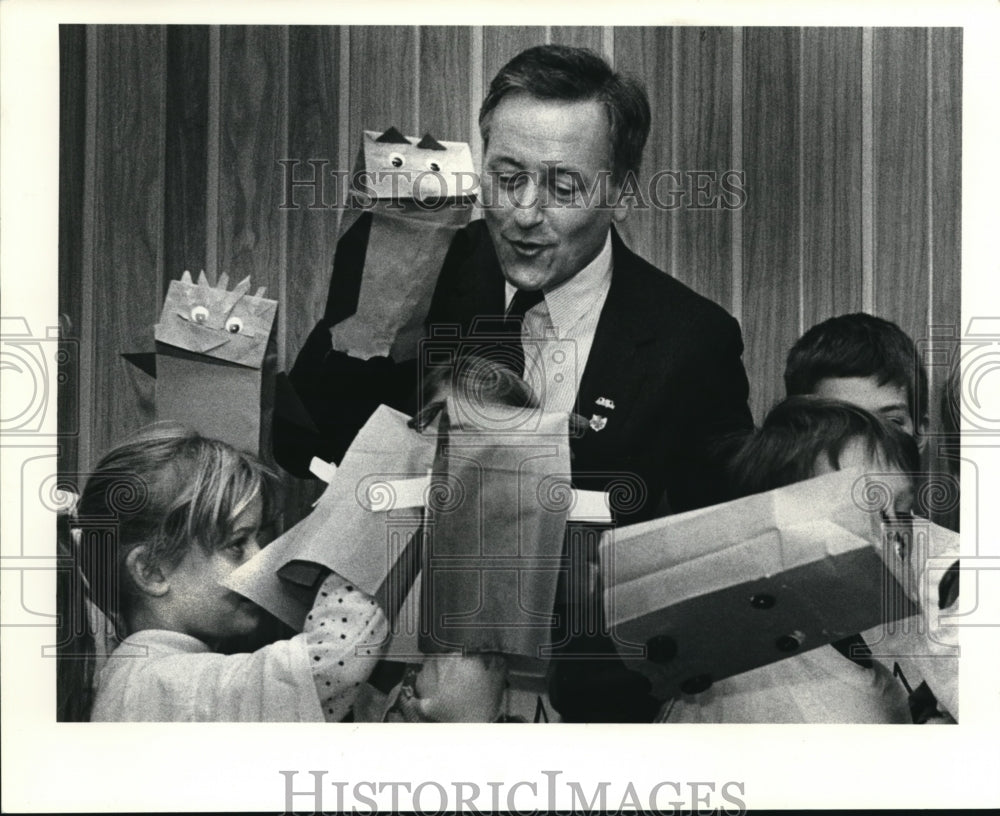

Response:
(397, 653), (506, 722)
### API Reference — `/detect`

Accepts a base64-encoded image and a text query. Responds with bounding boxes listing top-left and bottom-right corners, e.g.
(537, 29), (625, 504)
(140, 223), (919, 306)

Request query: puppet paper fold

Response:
(601, 468), (921, 700)
(327, 128), (477, 363)
(224, 406), (436, 631)
(418, 400), (572, 660)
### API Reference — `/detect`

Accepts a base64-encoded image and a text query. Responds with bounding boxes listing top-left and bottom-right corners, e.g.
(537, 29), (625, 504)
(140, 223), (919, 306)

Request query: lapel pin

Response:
(589, 414), (608, 432)
(595, 396), (615, 410)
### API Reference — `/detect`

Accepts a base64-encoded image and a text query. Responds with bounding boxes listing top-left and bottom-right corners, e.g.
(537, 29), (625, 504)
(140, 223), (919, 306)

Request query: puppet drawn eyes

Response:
(190, 305), (210, 324)
(426, 160), (441, 172)
(225, 316), (244, 334)
(389, 152), (405, 168)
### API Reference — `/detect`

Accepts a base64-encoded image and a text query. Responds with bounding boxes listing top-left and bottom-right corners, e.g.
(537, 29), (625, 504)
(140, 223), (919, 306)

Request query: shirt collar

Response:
(504, 229), (613, 334)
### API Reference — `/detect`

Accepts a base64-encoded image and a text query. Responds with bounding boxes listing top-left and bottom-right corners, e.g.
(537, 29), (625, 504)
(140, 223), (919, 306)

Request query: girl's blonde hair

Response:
(57, 423), (278, 721)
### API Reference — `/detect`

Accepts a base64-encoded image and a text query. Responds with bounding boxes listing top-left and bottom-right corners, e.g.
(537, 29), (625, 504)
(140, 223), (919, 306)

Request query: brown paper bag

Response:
(224, 406), (436, 632)
(601, 468), (919, 700)
(149, 271), (278, 459)
(328, 128), (477, 362)
(418, 399), (572, 661)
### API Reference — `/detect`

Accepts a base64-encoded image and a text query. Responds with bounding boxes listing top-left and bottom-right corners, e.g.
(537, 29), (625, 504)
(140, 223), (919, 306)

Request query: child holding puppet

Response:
(58, 423), (388, 721)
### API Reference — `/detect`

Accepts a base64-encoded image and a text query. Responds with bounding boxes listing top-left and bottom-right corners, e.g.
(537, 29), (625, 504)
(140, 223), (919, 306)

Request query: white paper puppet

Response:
(600, 468), (930, 701)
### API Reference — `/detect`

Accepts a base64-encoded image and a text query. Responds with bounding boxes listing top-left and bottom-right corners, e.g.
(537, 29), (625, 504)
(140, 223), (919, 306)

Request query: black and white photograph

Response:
(2, 1), (998, 812)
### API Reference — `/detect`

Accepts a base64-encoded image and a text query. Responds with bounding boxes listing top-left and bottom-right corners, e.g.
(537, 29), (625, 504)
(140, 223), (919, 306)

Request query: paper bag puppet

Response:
(125, 271), (278, 458)
(326, 127), (477, 362)
(417, 399), (573, 662)
(601, 468), (922, 700)
(225, 405), (435, 654)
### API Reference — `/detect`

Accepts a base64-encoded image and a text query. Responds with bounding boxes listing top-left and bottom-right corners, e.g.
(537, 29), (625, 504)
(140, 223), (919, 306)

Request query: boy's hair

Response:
(479, 44), (651, 185)
(729, 396), (921, 498)
(784, 313), (927, 430)
(58, 423), (277, 720)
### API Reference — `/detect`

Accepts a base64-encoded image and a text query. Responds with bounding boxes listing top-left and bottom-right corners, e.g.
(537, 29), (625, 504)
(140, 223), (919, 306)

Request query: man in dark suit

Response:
(279, 44), (753, 722)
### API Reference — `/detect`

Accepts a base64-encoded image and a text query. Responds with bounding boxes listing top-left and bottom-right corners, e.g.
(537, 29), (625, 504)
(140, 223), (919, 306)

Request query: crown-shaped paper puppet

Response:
(154, 270), (277, 367)
(125, 270), (282, 459)
(325, 127), (478, 363)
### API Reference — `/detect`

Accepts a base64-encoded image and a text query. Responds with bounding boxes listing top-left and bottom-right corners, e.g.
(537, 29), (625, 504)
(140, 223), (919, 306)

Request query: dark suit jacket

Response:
(278, 219), (754, 722)
(425, 220), (753, 523)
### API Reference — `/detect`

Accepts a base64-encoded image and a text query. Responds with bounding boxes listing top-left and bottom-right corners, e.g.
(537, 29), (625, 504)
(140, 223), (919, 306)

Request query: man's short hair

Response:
(784, 312), (928, 429)
(479, 44), (651, 185)
(729, 396), (921, 498)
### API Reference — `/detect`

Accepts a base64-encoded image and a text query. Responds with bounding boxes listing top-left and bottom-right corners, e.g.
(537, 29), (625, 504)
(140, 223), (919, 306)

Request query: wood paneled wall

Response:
(59, 25), (961, 526)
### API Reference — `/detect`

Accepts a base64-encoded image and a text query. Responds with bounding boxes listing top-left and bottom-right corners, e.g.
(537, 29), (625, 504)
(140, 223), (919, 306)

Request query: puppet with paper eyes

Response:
(126, 270), (279, 459)
(156, 270), (275, 362)
(326, 127), (478, 362)
(274, 128), (478, 476)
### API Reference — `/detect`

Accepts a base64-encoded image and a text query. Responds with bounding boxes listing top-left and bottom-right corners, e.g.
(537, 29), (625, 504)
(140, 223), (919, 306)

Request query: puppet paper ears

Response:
(374, 126), (446, 151)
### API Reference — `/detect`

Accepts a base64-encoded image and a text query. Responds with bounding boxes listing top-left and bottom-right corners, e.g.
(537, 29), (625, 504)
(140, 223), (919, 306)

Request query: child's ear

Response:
(125, 546), (170, 597)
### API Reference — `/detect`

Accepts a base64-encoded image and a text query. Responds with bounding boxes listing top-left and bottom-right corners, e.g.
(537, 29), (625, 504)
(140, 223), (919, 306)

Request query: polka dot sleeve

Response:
(303, 571), (388, 722)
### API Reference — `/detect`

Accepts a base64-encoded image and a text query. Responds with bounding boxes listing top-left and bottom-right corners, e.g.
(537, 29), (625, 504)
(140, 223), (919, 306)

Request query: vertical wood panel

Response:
(349, 27), (417, 160)
(550, 27), (604, 54)
(58, 25), (87, 476)
(929, 28), (962, 530)
(482, 26), (547, 93)
(873, 29), (929, 343)
(284, 26), (342, 524)
(801, 28), (863, 328)
(164, 26), (210, 282)
(930, 28), (962, 353)
(89, 26), (165, 457)
(419, 26), (472, 142)
(743, 28), (801, 421)
(673, 26), (733, 307)
(287, 26), (341, 355)
(861, 28), (875, 314)
(613, 27), (672, 274)
(216, 27), (286, 305)
(730, 26), (744, 325)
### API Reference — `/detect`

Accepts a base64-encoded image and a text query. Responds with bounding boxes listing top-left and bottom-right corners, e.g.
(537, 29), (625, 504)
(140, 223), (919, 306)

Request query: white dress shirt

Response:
(503, 230), (613, 413)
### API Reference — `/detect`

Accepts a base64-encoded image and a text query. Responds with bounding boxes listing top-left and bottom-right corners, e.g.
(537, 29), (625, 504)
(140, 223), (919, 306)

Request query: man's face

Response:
(812, 376), (915, 436)
(481, 92), (621, 292)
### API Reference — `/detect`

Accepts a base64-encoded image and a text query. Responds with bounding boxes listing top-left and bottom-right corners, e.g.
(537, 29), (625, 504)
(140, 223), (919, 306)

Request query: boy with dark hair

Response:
(782, 315), (958, 722)
(784, 313), (928, 439)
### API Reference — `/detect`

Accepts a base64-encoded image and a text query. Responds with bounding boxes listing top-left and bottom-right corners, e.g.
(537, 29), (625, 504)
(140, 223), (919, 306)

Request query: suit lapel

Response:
(575, 228), (659, 438)
(450, 223), (507, 333)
